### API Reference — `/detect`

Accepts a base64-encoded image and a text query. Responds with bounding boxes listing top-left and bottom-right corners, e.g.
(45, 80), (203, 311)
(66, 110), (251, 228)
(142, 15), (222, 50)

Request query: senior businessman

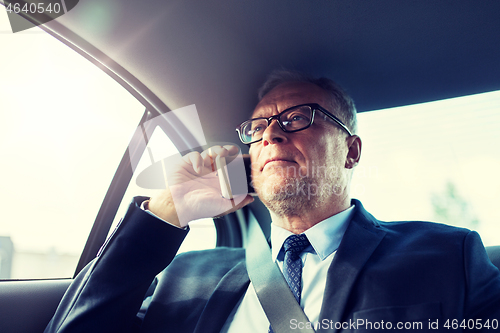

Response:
(45, 70), (500, 333)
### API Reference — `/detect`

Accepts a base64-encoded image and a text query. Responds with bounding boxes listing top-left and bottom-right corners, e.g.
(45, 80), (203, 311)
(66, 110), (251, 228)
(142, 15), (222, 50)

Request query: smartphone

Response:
(216, 154), (256, 199)
(243, 154), (256, 195)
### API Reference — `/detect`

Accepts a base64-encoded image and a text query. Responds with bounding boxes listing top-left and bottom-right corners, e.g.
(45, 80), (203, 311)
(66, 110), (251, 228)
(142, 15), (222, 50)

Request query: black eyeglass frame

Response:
(235, 103), (352, 144)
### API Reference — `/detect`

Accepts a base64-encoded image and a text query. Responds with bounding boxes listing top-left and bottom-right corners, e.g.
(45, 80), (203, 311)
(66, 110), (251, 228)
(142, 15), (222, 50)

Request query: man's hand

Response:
(148, 145), (254, 227)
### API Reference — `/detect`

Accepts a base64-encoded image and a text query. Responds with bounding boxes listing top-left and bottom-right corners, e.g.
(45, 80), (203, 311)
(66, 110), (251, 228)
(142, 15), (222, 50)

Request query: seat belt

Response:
(245, 210), (316, 333)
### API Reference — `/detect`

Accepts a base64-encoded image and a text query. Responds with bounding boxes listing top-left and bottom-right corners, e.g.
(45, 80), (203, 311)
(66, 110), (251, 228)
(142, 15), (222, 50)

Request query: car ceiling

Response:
(27, 0), (500, 147)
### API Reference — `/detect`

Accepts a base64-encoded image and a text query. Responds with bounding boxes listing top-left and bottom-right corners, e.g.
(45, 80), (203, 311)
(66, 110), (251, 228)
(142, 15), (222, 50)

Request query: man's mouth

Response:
(262, 158), (297, 171)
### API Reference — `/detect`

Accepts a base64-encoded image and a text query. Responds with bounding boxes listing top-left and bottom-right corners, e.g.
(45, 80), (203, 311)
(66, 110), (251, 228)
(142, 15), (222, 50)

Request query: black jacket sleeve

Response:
(44, 197), (189, 333)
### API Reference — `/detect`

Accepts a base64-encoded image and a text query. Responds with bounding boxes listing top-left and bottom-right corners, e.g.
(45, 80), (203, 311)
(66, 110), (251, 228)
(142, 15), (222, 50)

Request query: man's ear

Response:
(345, 135), (362, 169)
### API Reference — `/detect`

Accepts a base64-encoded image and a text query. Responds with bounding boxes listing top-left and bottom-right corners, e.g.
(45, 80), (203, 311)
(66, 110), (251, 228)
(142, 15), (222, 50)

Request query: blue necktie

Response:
(269, 234), (310, 333)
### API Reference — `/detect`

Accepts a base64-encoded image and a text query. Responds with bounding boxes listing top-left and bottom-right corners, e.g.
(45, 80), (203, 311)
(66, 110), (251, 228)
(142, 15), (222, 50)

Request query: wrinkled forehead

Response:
(251, 82), (331, 118)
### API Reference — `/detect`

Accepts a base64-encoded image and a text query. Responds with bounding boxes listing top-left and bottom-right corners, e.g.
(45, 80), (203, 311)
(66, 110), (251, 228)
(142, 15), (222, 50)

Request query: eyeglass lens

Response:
(242, 105), (312, 143)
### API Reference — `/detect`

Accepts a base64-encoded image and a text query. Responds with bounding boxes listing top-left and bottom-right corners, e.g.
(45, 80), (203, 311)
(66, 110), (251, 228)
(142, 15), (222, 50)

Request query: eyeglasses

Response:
(236, 103), (352, 144)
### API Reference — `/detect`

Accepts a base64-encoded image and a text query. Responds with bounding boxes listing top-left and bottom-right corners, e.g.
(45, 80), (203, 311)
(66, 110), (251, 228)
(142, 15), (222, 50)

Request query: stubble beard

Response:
(256, 174), (333, 218)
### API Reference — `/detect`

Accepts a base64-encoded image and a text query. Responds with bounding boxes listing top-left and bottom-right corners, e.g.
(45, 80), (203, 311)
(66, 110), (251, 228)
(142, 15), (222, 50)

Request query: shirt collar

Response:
(270, 205), (355, 261)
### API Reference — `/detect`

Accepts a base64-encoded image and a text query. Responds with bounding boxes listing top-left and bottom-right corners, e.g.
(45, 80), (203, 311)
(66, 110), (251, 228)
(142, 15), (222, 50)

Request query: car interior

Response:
(1, 1), (499, 332)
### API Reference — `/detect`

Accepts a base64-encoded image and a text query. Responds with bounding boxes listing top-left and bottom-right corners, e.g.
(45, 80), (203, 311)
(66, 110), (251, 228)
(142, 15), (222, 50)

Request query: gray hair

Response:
(257, 69), (358, 134)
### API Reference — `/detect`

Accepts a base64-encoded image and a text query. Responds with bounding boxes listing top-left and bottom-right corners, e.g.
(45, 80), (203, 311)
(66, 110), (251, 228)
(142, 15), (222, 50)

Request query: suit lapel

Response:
(193, 261), (250, 333)
(319, 201), (386, 333)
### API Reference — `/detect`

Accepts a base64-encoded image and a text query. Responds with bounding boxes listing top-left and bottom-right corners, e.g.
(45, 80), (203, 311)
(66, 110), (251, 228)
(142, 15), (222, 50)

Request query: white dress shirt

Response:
(222, 205), (354, 332)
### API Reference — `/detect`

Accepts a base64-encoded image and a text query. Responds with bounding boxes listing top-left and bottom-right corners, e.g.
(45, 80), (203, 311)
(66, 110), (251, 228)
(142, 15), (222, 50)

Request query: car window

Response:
(352, 90), (500, 246)
(0, 14), (144, 279)
(0, 14), (215, 279)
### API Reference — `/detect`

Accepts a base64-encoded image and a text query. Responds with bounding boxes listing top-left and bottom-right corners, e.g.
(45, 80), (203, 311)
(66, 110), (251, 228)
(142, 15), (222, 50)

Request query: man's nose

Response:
(262, 119), (287, 146)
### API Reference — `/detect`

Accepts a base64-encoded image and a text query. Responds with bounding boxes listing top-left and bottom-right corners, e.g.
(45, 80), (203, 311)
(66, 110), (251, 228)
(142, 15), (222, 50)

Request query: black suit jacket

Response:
(45, 198), (500, 333)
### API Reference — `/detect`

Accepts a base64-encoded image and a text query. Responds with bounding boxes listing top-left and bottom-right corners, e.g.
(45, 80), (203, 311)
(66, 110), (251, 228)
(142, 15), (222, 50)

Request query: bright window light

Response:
(352, 90), (500, 246)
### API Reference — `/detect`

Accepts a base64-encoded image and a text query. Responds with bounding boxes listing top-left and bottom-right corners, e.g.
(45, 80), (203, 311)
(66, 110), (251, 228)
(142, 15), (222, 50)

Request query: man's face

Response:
(249, 81), (353, 216)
